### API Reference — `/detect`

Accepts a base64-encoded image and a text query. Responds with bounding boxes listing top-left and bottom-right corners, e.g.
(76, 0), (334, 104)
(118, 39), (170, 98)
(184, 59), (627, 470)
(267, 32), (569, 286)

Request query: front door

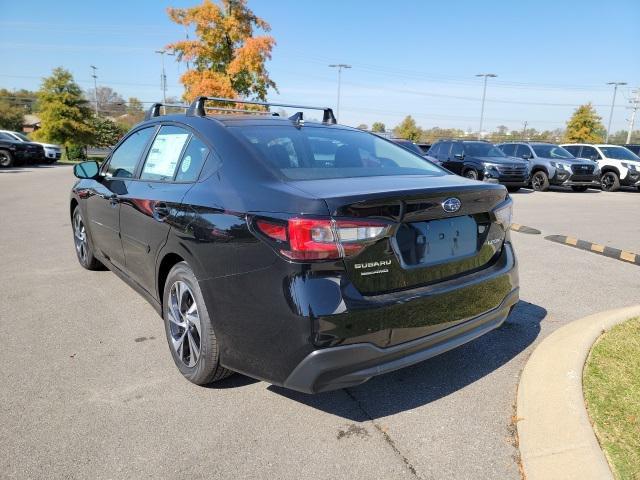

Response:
(119, 125), (210, 295)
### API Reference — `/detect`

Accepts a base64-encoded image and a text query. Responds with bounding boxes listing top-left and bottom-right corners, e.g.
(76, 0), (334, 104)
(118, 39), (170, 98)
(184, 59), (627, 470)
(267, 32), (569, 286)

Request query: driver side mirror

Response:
(73, 161), (100, 179)
(521, 153), (532, 160)
(454, 153), (464, 160)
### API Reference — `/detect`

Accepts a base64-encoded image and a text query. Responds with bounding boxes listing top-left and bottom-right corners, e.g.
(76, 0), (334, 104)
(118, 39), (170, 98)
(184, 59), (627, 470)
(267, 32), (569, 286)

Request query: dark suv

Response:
(427, 140), (529, 192)
(70, 98), (518, 393)
(0, 132), (44, 167)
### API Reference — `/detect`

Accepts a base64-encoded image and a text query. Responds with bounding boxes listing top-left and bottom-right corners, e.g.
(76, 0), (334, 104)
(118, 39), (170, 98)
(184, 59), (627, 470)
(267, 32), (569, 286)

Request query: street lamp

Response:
(328, 64), (351, 122)
(605, 81), (627, 143)
(155, 50), (176, 104)
(90, 65), (98, 115)
(476, 73), (497, 138)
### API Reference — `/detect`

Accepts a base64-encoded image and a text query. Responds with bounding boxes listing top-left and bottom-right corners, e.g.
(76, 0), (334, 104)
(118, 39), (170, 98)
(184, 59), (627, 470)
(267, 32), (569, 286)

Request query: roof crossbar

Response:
(144, 103), (188, 120)
(187, 96), (337, 124)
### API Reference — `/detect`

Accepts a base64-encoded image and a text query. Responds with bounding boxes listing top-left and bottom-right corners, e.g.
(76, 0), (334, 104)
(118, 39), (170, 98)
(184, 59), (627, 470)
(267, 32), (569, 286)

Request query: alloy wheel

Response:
(73, 212), (88, 264)
(601, 173), (615, 191)
(532, 173), (544, 190)
(167, 281), (202, 368)
(0, 151), (11, 167)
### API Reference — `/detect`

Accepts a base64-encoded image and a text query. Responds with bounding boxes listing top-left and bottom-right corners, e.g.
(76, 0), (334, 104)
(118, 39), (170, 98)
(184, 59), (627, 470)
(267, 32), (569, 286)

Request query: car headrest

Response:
(334, 144), (363, 168)
(267, 144), (292, 169)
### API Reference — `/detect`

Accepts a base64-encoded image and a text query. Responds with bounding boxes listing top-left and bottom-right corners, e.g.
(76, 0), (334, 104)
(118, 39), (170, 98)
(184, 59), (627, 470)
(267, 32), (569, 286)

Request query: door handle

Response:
(153, 202), (171, 220)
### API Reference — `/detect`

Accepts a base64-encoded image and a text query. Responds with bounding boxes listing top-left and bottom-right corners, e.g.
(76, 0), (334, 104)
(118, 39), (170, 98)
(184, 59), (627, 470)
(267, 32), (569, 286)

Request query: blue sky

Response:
(1, 0), (638, 133)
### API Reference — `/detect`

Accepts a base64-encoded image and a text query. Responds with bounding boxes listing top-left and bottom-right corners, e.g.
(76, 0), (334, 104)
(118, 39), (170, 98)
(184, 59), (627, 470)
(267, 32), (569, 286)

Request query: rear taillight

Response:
(256, 217), (389, 261)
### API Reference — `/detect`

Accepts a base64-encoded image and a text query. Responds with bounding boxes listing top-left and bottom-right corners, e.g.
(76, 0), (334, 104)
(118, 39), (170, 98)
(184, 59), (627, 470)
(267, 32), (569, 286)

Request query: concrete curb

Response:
(517, 305), (640, 480)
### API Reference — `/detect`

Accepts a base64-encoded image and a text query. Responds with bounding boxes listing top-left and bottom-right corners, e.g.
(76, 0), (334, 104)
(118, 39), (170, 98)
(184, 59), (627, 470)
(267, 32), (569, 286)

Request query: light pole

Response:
(605, 81), (627, 143)
(476, 73), (497, 138)
(328, 64), (351, 122)
(625, 88), (639, 144)
(155, 50), (175, 104)
(90, 65), (98, 115)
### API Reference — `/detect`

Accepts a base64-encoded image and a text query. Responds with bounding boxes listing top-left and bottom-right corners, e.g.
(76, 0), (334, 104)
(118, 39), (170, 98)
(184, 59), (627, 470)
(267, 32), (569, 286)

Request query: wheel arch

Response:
(157, 252), (186, 310)
(600, 165), (620, 176)
(531, 165), (549, 175)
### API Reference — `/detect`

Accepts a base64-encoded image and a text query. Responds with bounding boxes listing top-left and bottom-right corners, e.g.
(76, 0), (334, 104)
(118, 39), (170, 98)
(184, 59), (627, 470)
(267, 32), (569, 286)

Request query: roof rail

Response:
(144, 103), (188, 120)
(204, 106), (275, 116)
(186, 96), (337, 124)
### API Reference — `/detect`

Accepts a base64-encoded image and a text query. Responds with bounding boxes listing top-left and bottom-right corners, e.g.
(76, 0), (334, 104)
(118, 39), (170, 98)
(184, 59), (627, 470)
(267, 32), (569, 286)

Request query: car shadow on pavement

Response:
(268, 300), (546, 421)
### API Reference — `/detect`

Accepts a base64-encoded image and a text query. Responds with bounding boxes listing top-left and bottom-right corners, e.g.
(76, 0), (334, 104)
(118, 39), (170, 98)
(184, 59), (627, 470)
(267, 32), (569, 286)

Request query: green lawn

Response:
(584, 317), (640, 480)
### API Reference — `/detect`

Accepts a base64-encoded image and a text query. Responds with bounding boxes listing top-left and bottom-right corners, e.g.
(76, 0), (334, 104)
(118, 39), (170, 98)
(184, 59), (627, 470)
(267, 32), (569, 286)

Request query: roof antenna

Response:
(289, 111), (304, 127)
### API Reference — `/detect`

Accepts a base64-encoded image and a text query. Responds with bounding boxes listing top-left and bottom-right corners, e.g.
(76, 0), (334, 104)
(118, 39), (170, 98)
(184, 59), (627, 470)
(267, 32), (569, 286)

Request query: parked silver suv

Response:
(497, 142), (600, 192)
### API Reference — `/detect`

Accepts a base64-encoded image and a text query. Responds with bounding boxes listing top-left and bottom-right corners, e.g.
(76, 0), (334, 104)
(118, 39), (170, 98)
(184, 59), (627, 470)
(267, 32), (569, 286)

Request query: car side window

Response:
(580, 146), (600, 160)
(140, 126), (191, 181)
(439, 142), (451, 159)
(515, 144), (532, 158)
(500, 144), (515, 156)
(106, 127), (155, 178)
(450, 142), (464, 158)
(175, 136), (210, 182)
(427, 143), (440, 156)
(563, 145), (579, 156)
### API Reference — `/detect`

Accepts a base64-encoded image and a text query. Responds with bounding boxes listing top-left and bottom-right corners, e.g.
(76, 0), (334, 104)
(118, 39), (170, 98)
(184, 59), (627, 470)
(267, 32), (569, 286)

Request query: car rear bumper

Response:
(281, 243), (519, 393)
(284, 287), (519, 393)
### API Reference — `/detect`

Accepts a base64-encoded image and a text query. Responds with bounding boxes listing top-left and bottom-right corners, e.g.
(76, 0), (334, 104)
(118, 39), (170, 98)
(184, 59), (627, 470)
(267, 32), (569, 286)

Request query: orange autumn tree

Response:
(167, 0), (277, 103)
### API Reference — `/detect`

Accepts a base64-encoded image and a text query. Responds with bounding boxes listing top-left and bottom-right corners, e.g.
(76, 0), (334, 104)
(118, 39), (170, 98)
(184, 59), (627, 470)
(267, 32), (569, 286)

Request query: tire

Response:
(72, 206), (103, 270)
(571, 186), (589, 192)
(0, 149), (14, 168)
(464, 169), (478, 180)
(531, 171), (550, 192)
(507, 186), (521, 192)
(163, 262), (233, 386)
(600, 172), (620, 192)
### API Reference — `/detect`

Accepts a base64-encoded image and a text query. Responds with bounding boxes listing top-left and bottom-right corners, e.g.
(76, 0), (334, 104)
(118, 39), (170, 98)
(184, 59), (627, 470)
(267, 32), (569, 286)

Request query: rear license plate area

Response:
(395, 216), (478, 267)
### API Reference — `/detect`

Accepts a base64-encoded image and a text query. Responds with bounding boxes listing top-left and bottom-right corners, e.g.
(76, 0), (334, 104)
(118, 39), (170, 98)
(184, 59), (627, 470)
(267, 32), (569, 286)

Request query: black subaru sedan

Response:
(70, 98), (518, 393)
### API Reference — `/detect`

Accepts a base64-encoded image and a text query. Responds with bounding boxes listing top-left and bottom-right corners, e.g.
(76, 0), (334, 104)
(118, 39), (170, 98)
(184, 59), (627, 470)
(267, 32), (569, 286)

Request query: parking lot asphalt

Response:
(1, 167), (639, 480)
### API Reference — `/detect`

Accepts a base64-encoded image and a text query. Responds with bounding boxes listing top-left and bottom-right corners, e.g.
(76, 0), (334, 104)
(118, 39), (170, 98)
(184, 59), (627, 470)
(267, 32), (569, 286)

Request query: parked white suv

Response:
(561, 144), (640, 192)
(0, 130), (62, 164)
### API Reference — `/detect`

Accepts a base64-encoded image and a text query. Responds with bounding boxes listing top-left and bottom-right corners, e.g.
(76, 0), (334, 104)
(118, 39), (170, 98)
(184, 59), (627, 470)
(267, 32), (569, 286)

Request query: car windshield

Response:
(532, 145), (574, 159)
(599, 146), (640, 161)
(464, 142), (505, 157)
(13, 132), (31, 142)
(231, 125), (446, 180)
(394, 140), (424, 155)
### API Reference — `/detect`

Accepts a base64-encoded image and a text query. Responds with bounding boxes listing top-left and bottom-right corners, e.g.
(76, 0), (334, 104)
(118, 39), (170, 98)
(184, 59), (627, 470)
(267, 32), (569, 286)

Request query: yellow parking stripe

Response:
(565, 237), (578, 246)
(590, 244), (605, 253)
(620, 251), (637, 263)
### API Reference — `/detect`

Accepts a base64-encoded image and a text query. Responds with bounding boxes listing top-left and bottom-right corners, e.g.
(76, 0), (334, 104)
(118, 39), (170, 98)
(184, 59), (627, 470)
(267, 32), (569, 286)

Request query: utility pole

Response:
(155, 50), (175, 104)
(522, 121), (528, 140)
(328, 64), (351, 122)
(90, 65), (99, 115)
(605, 81), (627, 143)
(476, 73), (497, 138)
(626, 89), (639, 144)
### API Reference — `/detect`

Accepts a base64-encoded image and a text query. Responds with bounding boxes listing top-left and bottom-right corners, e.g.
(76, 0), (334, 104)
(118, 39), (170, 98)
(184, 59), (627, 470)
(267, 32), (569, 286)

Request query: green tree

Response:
(371, 121), (385, 133)
(0, 88), (38, 114)
(0, 102), (24, 131)
(33, 68), (94, 155)
(393, 115), (422, 141)
(90, 117), (128, 148)
(564, 103), (605, 143)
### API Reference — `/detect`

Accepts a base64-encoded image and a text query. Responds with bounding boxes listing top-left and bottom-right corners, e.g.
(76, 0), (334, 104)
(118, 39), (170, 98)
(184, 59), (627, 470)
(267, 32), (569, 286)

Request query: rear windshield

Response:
(231, 125), (445, 180)
(599, 146), (640, 161)
(531, 144), (574, 159)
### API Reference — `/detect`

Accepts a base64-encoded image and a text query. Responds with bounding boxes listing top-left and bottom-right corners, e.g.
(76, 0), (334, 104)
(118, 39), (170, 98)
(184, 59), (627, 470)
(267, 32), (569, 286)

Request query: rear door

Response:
(448, 142), (465, 174)
(119, 125), (210, 294)
(86, 126), (156, 269)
